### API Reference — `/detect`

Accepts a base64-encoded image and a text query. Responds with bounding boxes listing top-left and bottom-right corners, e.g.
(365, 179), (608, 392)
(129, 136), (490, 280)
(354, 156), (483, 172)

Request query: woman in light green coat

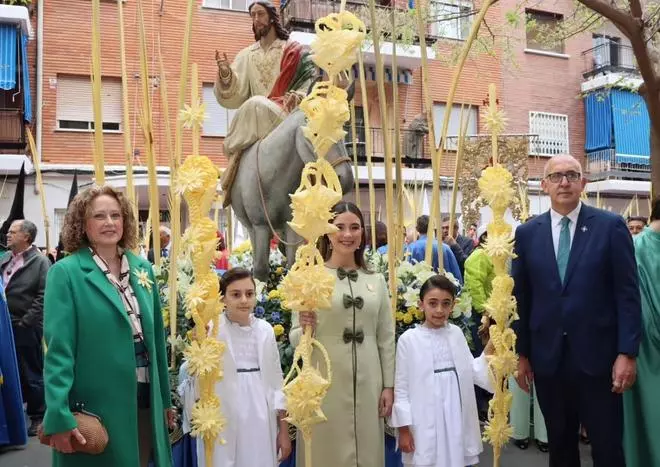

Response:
(42, 185), (174, 467)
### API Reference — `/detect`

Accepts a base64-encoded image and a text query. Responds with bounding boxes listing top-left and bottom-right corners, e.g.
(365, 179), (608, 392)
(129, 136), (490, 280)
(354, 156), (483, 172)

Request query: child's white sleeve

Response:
(472, 352), (494, 393)
(390, 334), (412, 428)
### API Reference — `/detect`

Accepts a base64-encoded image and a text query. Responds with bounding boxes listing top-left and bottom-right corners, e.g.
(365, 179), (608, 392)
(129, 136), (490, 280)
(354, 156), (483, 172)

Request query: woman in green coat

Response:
(42, 185), (174, 467)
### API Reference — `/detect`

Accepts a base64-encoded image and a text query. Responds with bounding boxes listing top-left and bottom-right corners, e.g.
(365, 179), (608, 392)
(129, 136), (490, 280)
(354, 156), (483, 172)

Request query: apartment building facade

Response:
(3, 0), (644, 246)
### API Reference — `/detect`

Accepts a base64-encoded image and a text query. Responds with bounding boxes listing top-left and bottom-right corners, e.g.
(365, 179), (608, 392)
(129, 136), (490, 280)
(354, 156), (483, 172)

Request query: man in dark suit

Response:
(512, 155), (641, 467)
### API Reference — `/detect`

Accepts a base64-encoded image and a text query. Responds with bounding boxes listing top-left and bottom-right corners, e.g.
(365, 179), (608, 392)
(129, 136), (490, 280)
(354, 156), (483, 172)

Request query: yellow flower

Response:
(184, 339), (226, 377)
(403, 312), (414, 324)
(276, 267), (284, 275)
(395, 311), (405, 322)
(191, 396), (226, 444)
(185, 329), (193, 341)
(478, 166), (515, 211)
(134, 269), (153, 292)
(179, 100), (207, 130)
(233, 240), (252, 254)
(162, 307), (170, 328)
(268, 290), (281, 301)
(273, 324), (285, 337)
(414, 309), (426, 321)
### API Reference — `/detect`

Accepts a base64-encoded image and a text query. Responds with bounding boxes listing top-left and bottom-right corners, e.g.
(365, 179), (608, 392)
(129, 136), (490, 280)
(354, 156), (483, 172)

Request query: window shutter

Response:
(101, 79), (122, 124)
(56, 75), (94, 123)
(202, 84), (230, 137)
(56, 75), (122, 125)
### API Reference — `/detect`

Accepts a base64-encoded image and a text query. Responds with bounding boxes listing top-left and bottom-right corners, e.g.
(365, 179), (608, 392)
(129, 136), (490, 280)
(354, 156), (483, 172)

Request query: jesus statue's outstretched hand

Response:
(215, 50), (232, 84)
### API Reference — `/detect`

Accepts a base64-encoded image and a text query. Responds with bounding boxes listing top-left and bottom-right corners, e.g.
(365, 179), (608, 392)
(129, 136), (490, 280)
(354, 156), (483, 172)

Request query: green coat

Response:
(624, 228), (660, 466)
(42, 249), (173, 467)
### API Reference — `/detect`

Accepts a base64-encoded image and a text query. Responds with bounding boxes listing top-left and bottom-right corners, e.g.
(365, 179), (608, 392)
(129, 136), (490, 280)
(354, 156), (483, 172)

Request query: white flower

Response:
(396, 260), (414, 280)
(453, 293), (473, 318)
(402, 287), (420, 307)
(442, 271), (461, 288)
(269, 248), (286, 266)
(254, 279), (267, 301)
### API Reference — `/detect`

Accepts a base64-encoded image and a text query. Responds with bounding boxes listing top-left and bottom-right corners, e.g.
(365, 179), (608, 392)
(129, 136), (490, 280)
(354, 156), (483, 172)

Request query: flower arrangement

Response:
(366, 249), (474, 347)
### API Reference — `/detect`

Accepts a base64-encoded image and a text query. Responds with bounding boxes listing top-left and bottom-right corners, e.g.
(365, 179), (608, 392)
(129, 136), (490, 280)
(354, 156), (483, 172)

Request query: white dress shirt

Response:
(549, 202), (582, 258)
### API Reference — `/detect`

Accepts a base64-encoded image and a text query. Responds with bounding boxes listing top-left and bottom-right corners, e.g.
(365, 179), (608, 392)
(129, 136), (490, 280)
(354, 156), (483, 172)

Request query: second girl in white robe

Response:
(391, 275), (494, 467)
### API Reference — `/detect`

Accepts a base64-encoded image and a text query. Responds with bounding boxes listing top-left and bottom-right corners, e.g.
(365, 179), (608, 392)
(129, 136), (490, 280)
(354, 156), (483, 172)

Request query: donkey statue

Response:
(229, 107), (354, 282)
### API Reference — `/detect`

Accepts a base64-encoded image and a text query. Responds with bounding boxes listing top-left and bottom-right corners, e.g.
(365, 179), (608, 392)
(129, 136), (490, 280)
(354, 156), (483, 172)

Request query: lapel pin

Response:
(581, 226), (588, 233)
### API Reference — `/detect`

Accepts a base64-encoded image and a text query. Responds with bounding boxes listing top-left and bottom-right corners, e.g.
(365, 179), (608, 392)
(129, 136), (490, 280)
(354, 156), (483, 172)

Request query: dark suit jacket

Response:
(0, 246), (50, 345)
(512, 204), (641, 377)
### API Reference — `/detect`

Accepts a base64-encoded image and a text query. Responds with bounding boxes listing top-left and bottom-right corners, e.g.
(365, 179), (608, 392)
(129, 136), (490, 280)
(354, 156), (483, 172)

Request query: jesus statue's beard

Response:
(254, 22), (272, 41)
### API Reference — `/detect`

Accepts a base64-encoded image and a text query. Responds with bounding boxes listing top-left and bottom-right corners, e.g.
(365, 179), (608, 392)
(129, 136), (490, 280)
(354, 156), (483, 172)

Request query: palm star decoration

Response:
(134, 269), (153, 292)
(179, 99), (207, 129)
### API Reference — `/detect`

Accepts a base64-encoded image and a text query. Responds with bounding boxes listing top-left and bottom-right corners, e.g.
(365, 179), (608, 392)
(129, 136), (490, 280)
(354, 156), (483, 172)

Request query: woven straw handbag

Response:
(38, 406), (108, 455)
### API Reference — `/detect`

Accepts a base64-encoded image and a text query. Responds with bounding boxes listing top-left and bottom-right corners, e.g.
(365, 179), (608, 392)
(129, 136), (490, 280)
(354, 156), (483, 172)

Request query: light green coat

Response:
(290, 267), (395, 467)
(42, 249), (173, 467)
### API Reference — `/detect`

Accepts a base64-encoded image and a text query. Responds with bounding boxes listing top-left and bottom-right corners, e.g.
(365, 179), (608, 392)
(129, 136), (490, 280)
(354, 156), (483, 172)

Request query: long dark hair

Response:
(249, 1), (289, 41)
(318, 201), (370, 272)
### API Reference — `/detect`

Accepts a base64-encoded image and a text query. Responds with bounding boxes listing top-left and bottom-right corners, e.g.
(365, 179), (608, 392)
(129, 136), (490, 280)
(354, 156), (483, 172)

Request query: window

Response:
(56, 75), (122, 132)
(526, 10), (564, 54)
(529, 111), (569, 156)
(430, 0), (472, 40)
(432, 103), (478, 149)
(202, 0), (248, 11)
(202, 84), (236, 137)
(344, 105), (366, 157)
(53, 208), (67, 241)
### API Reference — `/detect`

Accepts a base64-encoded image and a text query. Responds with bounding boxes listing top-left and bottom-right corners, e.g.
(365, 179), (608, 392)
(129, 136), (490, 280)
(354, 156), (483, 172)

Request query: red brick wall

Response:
(38, 0), (501, 172)
(499, 0), (591, 178)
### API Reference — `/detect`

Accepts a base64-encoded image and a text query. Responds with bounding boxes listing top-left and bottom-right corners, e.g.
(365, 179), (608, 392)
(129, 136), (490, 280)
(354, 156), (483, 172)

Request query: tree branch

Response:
(576, 0), (637, 37)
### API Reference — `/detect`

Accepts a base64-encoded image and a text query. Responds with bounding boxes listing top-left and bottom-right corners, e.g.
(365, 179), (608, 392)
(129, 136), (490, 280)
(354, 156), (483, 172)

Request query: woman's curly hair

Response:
(61, 185), (138, 253)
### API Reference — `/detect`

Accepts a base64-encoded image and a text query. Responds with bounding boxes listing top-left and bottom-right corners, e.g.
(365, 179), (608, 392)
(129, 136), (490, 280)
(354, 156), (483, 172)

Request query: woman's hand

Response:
(398, 426), (415, 453)
(165, 407), (178, 430)
(50, 428), (87, 454)
(276, 428), (292, 461)
(379, 388), (393, 417)
(299, 312), (317, 333)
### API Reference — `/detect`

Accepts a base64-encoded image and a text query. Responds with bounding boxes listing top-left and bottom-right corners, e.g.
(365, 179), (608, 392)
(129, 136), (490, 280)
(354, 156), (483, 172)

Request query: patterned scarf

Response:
(90, 248), (150, 383)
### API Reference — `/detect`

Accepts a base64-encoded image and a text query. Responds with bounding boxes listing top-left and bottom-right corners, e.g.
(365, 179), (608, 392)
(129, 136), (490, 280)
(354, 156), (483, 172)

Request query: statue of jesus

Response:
(215, 0), (316, 201)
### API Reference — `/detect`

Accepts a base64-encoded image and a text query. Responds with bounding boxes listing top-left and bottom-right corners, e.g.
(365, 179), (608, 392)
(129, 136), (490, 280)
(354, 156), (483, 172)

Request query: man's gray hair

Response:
(160, 226), (171, 237)
(542, 154), (583, 178)
(18, 219), (38, 244)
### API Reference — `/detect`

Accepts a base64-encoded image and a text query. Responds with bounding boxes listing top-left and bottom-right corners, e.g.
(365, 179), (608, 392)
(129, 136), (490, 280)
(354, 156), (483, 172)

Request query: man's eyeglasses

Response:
(546, 171), (581, 183)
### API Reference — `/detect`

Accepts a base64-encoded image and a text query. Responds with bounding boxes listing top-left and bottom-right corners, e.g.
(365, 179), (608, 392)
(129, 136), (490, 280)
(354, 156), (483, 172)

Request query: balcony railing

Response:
(281, 0), (444, 41)
(582, 43), (638, 79)
(0, 108), (26, 150)
(585, 149), (650, 181)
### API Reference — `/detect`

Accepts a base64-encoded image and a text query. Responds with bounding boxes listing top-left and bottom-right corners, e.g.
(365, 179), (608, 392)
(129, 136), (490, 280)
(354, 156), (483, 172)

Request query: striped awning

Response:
(0, 23), (18, 90)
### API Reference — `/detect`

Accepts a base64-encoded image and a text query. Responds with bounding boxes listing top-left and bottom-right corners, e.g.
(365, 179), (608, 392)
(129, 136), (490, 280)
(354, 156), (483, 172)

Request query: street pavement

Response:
(1, 436), (594, 467)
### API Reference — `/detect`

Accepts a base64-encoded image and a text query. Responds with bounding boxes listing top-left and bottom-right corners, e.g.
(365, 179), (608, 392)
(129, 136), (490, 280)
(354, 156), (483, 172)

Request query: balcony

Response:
(0, 108), (26, 150)
(582, 43), (638, 80)
(585, 149), (650, 182)
(344, 126), (434, 166)
(282, 0), (437, 69)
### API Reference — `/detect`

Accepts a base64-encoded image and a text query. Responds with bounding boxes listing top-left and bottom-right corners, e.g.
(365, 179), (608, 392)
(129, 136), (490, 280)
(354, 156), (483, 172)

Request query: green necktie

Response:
(557, 216), (571, 282)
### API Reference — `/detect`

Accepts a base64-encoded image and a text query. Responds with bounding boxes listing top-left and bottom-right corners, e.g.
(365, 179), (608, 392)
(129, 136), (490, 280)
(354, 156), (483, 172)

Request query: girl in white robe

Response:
(197, 268), (292, 467)
(391, 274), (494, 467)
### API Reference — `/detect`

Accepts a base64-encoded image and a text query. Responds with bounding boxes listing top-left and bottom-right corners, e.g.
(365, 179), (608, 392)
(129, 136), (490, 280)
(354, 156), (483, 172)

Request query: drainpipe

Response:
(36, 0), (44, 157)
